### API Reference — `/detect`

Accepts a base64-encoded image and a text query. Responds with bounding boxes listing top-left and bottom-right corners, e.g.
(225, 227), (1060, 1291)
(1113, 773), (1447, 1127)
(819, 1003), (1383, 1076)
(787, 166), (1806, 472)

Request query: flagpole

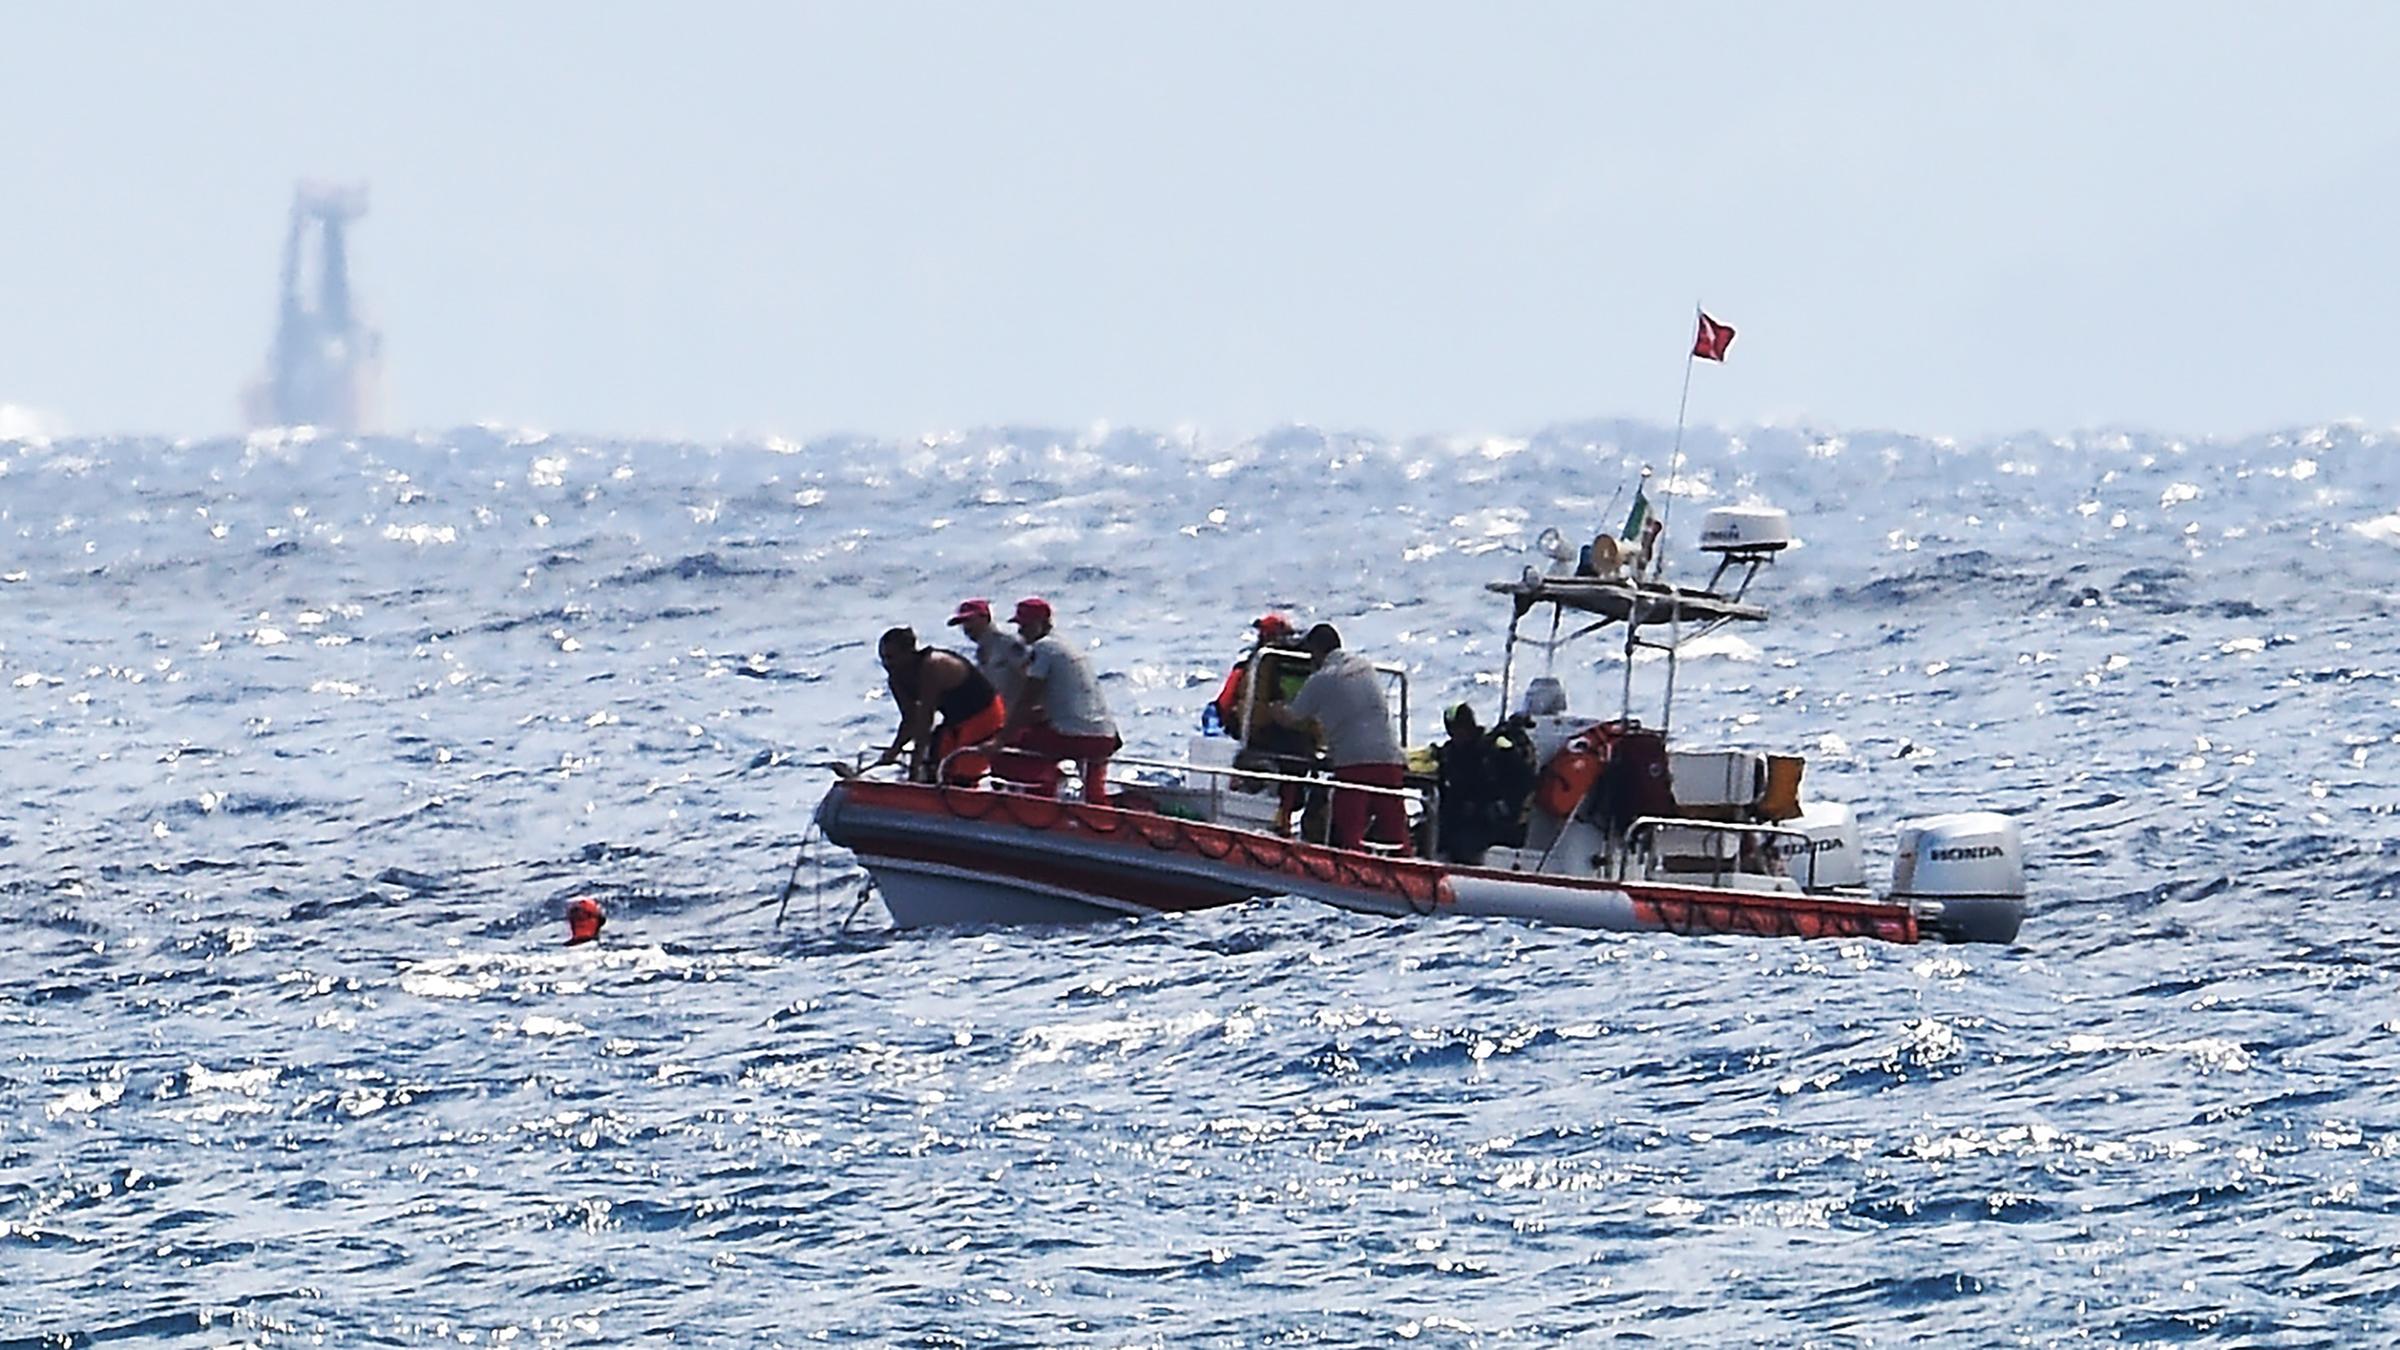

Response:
(1651, 304), (1702, 732)
(1658, 302), (1700, 574)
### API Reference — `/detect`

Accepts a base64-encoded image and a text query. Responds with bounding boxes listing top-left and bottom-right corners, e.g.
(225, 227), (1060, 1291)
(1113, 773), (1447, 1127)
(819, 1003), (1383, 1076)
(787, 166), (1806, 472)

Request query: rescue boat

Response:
(813, 503), (2027, 945)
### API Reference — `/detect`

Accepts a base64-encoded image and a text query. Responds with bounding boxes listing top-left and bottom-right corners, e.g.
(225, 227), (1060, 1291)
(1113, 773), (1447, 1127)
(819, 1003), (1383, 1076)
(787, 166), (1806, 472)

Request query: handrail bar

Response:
(1622, 815), (1821, 890)
(1624, 816), (1818, 842)
(919, 747), (1440, 854)
(1111, 752), (1429, 804)
(916, 747), (1426, 803)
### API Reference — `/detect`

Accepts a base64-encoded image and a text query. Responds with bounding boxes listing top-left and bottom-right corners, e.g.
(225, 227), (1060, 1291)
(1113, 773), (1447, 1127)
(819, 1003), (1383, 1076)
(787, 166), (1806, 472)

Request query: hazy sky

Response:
(5, 3), (2397, 441)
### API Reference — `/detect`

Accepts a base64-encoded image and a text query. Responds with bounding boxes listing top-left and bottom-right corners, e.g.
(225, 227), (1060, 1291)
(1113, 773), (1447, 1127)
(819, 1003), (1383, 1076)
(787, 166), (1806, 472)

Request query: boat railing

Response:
(1111, 753), (1428, 802)
(837, 753), (903, 779)
(1116, 753), (1435, 857)
(919, 747), (1436, 853)
(1622, 816), (1821, 891)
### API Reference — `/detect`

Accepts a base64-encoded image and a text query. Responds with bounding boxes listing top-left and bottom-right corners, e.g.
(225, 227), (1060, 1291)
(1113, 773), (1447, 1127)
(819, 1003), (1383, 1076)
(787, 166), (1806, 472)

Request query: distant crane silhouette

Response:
(243, 182), (382, 432)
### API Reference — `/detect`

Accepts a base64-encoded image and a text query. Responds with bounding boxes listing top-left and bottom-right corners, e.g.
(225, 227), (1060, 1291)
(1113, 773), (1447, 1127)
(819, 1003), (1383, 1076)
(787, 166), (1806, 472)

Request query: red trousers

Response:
(1331, 762), (1411, 855)
(1004, 723), (1121, 805)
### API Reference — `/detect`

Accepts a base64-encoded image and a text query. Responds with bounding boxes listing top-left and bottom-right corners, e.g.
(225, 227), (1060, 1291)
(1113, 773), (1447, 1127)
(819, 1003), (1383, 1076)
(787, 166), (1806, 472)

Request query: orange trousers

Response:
(931, 696), (1006, 784)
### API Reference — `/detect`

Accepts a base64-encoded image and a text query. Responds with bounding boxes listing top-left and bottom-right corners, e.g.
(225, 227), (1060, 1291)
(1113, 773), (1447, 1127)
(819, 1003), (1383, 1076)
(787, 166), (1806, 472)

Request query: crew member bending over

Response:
(947, 597), (1030, 710)
(1268, 624), (1412, 855)
(997, 596), (1121, 805)
(872, 626), (1004, 784)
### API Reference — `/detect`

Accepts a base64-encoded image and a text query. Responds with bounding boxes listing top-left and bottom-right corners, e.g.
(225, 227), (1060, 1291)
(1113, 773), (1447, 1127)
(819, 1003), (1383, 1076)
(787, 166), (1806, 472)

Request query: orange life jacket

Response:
(1535, 729), (1610, 818)
(1211, 664), (1246, 728)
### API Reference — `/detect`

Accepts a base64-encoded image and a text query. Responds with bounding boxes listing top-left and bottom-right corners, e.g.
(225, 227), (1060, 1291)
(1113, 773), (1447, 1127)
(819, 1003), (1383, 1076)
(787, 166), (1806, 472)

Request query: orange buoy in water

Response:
(565, 896), (605, 946)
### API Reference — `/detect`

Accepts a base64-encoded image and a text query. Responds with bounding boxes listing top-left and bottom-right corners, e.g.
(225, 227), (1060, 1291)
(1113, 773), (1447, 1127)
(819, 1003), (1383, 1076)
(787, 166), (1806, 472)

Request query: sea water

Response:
(4, 421), (2397, 1345)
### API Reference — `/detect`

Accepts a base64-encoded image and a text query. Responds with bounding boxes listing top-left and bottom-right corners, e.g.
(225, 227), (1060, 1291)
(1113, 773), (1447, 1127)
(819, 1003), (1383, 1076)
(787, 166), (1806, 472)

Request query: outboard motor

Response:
(1776, 801), (1865, 891)
(1890, 812), (2025, 944)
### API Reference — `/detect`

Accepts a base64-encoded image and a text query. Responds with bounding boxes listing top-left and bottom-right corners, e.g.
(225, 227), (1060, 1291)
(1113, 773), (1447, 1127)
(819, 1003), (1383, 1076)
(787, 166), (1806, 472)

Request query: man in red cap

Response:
(1209, 613), (1298, 738)
(995, 597), (1120, 804)
(1211, 612), (1318, 831)
(946, 597), (1028, 709)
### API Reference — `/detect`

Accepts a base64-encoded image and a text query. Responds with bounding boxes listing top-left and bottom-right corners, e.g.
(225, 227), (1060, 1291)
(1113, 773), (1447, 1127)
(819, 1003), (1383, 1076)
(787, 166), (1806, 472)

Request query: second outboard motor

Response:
(1890, 812), (2026, 944)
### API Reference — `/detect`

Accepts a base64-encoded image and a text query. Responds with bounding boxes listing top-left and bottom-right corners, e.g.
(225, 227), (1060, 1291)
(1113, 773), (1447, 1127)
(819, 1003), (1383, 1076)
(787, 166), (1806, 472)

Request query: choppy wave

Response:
(4, 419), (2399, 1344)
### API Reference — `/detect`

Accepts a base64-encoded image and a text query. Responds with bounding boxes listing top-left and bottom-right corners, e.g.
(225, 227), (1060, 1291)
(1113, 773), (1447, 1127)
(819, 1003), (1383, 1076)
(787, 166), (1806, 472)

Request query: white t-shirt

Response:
(1288, 649), (1403, 767)
(1024, 635), (1118, 739)
(971, 628), (1030, 708)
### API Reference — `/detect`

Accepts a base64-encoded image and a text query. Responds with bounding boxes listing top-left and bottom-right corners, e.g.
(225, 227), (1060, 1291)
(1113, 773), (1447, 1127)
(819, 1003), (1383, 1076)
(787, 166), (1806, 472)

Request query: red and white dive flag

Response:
(1692, 312), (1736, 362)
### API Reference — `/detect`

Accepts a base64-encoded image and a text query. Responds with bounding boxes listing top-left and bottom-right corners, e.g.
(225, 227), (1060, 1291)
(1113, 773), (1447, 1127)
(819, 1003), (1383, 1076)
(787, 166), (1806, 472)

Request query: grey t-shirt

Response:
(1288, 650), (1402, 767)
(971, 627), (1030, 708)
(1024, 634), (1118, 740)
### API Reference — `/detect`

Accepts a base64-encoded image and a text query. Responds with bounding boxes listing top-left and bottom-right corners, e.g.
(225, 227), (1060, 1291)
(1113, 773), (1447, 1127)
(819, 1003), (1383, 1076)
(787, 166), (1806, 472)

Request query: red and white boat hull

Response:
(815, 779), (1924, 943)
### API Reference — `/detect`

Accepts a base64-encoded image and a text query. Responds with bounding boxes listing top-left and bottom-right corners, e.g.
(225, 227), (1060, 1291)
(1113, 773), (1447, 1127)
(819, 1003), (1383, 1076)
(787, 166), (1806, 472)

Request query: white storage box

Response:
(1669, 750), (1765, 807)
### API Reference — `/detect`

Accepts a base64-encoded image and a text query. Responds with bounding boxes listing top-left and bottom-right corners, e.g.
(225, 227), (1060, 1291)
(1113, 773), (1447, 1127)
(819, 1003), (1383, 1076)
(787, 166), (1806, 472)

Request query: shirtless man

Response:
(872, 626), (1005, 784)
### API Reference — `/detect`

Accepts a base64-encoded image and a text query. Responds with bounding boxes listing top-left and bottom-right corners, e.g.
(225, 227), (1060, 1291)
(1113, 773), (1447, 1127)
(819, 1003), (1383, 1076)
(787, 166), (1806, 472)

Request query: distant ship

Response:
(242, 182), (382, 433)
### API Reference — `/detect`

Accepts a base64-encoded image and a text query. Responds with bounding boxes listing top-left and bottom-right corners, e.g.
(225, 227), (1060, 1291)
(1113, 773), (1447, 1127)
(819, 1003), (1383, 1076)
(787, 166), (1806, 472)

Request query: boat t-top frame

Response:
(1487, 542), (1778, 737)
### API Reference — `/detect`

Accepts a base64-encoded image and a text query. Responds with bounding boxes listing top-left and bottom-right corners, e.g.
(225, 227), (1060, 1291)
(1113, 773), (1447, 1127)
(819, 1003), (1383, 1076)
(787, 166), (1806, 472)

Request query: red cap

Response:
(946, 598), (991, 627)
(1011, 596), (1052, 626)
(565, 896), (605, 946)
(1252, 613), (1293, 638)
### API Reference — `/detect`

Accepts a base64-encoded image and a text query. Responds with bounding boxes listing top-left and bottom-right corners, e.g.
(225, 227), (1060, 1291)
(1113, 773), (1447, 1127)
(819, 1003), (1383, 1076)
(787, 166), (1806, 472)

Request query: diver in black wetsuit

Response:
(1434, 703), (1537, 864)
